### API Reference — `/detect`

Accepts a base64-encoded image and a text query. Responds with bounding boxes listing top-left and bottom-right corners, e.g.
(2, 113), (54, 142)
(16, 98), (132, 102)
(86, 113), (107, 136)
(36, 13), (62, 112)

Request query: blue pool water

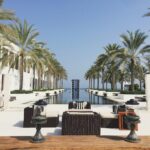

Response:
(46, 89), (116, 104)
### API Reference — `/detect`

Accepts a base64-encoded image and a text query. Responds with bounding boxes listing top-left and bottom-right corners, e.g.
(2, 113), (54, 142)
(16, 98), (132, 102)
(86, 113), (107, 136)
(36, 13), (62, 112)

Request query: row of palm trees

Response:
(85, 30), (150, 92)
(0, 0), (67, 91)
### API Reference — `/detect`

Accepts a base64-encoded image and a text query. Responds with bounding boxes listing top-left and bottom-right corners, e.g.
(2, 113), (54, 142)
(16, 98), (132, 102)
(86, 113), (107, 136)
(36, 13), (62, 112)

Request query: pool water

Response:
(46, 89), (116, 105)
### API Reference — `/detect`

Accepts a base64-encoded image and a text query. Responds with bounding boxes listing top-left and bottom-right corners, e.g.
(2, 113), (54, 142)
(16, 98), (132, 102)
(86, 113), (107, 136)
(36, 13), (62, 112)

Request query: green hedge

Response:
(106, 89), (121, 92)
(91, 88), (120, 92)
(120, 90), (145, 94)
(11, 90), (33, 94)
(33, 89), (54, 92)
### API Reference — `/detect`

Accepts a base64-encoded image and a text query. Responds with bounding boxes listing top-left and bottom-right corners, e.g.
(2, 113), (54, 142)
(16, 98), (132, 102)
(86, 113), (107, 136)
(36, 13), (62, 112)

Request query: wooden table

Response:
(0, 136), (149, 150)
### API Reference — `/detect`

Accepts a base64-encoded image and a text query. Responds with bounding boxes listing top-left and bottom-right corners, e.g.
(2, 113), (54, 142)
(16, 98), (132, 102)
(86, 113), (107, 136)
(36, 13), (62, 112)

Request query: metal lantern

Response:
(124, 114), (140, 143)
(31, 105), (47, 143)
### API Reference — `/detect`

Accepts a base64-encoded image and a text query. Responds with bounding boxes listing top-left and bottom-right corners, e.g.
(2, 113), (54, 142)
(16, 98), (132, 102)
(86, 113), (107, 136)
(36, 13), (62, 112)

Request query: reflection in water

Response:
(46, 89), (116, 104)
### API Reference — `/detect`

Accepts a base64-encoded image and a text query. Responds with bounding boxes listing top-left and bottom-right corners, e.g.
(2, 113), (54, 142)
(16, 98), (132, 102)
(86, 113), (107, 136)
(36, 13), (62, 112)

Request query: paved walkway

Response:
(0, 103), (150, 136)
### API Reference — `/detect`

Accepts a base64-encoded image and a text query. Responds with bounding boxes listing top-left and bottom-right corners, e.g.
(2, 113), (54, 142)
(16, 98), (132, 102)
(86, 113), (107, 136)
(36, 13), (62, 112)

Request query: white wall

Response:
(0, 67), (34, 91)
(145, 74), (150, 111)
(1, 74), (11, 109)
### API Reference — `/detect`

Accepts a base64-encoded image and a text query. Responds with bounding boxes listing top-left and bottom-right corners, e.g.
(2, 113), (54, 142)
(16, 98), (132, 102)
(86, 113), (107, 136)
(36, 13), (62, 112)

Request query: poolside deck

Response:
(0, 136), (150, 150)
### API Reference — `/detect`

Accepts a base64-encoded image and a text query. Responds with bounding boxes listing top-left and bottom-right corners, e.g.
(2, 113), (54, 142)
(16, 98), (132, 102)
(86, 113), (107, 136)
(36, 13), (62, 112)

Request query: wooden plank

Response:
(0, 136), (150, 150)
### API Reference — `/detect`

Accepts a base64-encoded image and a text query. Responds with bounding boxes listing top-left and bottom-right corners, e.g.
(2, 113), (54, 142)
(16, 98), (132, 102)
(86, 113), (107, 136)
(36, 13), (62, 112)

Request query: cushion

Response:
(99, 111), (118, 119)
(67, 111), (94, 115)
(34, 99), (48, 105)
(83, 101), (87, 108)
(73, 101), (77, 108)
(46, 111), (59, 117)
(67, 109), (92, 112)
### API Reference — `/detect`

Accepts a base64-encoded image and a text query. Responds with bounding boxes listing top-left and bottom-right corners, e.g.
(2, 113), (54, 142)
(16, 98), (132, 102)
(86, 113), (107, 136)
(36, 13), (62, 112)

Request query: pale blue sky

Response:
(4, 0), (150, 88)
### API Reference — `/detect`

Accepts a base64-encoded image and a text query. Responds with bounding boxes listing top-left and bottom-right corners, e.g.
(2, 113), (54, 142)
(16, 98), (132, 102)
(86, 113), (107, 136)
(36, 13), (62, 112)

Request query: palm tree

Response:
(103, 44), (122, 90)
(144, 8), (150, 17)
(28, 40), (67, 90)
(85, 66), (96, 89)
(120, 30), (150, 91)
(134, 64), (147, 91)
(0, 0), (17, 36)
(0, 0), (17, 69)
(0, 0), (17, 21)
(0, 20), (39, 90)
(0, 36), (16, 70)
(85, 69), (92, 89)
(95, 44), (122, 90)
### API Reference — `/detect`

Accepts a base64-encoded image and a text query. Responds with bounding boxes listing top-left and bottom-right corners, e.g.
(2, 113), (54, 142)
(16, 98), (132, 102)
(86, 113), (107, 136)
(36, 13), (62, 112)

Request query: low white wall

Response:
(10, 89), (64, 101)
(104, 92), (120, 97)
(88, 89), (106, 96)
(97, 91), (105, 96)
(10, 93), (35, 101)
(118, 94), (145, 101)
(88, 89), (120, 97)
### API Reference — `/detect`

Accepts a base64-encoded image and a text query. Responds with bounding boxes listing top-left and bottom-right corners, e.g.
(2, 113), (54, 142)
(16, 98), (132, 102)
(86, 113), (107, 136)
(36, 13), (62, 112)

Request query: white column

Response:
(145, 73), (150, 111)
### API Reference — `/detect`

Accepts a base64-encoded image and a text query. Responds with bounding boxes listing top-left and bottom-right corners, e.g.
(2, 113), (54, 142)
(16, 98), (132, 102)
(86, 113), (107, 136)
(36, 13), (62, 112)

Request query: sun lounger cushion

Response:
(68, 101), (91, 109)
(46, 111), (59, 117)
(67, 111), (94, 115)
(99, 111), (118, 119)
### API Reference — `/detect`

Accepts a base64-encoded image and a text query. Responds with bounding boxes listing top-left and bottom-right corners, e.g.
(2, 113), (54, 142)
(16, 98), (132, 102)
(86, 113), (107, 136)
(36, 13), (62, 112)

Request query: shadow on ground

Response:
(99, 136), (125, 141)
(14, 121), (23, 127)
(47, 127), (62, 136)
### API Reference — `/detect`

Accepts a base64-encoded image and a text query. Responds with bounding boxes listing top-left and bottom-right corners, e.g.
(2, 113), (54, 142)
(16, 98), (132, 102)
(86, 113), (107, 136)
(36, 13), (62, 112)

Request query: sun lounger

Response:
(62, 111), (101, 135)
(23, 107), (59, 127)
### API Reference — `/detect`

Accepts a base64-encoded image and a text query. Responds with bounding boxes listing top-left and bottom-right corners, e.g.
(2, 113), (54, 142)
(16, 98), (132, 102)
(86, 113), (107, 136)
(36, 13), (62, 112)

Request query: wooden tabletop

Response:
(0, 136), (150, 150)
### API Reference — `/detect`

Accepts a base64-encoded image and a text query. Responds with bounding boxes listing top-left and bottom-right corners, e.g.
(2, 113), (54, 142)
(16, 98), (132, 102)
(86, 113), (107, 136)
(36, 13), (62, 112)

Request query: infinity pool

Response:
(46, 89), (116, 104)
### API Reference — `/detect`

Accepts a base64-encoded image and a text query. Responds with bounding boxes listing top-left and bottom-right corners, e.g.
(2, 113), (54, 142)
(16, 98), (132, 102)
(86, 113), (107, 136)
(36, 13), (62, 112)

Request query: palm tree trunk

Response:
(90, 78), (92, 89)
(121, 74), (124, 91)
(112, 71), (115, 90)
(53, 75), (56, 89)
(131, 59), (134, 91)
(32, 65), (36, 90)
(41, 73), (43, 89)
(121, 80), (123, 91)
(49, 74), (52, 89)
(102, 79), (104, 89)
(102, 69), (104, 89)
(19, 54), (23, 90)
(93, 78), (95, 89)
(97, 76), (99, 90)
(55, 77), (58, 89)
(62, 79), (63, 88)
(106, 81), (108, 90)
(38, 71), (41, 89)
(140, 80), (142, 91)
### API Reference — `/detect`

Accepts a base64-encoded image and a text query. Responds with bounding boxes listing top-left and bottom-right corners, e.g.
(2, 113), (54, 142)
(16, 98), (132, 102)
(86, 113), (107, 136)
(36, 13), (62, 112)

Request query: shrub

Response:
(106, 89), (121, 92)
(11, 90), (33, 94)
(129, 84), (139, 91)
(33, 88), (54, 92)
(120, 90), (145, 94)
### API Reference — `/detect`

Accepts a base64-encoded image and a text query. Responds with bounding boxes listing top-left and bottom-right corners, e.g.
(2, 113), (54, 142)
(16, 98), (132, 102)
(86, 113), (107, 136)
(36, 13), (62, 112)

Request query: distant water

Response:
(46, 88), (116, 104)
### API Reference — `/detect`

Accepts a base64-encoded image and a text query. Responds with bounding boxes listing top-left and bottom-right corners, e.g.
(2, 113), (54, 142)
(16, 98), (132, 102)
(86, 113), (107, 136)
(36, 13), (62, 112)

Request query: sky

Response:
(4, 0), (150, 88)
